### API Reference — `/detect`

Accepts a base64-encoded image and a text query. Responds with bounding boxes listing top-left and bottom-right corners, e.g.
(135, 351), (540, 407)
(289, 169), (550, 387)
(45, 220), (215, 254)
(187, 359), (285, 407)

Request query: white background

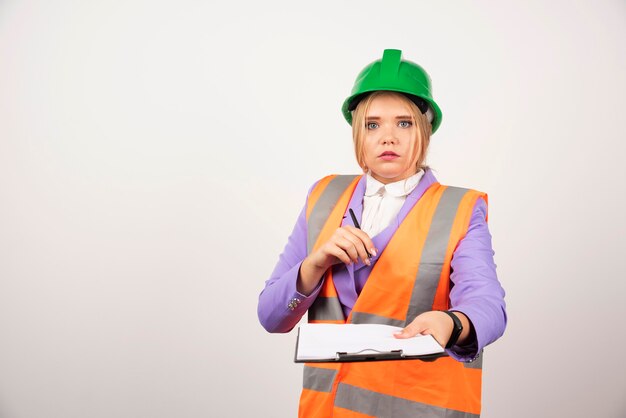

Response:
(1, 1), (625, 417)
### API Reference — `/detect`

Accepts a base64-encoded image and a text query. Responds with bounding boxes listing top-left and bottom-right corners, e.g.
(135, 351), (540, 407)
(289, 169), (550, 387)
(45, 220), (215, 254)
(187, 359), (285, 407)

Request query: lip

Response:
(378, 151), (400, 160)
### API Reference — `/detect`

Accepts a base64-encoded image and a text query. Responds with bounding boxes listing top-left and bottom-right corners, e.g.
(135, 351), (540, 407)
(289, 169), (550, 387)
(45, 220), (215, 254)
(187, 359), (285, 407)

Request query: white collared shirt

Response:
(361, 170), (424, 237)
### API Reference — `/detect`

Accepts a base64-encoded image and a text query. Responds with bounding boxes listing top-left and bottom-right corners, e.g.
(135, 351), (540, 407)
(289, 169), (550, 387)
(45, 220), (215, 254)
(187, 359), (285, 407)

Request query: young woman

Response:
(258, 49), (506, 418)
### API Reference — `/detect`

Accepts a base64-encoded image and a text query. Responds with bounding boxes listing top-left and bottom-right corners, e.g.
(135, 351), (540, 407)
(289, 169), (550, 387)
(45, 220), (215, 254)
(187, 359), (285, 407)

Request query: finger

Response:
(344, 226), (377, 257)
(393, 322), (427, 339)
(333, 237), (360, 264)
(323, 243), (353, 266)
(340, 228), (375, 264)
(344, 225), (376, 253)
(337, 230), (371, 265)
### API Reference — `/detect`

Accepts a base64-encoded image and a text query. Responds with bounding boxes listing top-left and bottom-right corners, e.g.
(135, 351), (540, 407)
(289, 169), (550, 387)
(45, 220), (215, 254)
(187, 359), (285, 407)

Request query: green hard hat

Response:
(341, 49), (443, 134)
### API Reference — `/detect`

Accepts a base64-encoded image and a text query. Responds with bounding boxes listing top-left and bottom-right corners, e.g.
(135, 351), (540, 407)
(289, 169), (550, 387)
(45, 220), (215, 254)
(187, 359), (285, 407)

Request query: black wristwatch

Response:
(442, 310), (463, 349)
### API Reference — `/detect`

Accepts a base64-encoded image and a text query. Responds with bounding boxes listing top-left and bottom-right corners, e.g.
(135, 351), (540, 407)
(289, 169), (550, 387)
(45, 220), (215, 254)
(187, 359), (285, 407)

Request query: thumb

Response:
(393, 322), (425, 339)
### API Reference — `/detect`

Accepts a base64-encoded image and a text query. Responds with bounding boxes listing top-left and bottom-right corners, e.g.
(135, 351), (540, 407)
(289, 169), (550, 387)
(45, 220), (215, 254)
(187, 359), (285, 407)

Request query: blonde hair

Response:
(351, 91), (431, 173)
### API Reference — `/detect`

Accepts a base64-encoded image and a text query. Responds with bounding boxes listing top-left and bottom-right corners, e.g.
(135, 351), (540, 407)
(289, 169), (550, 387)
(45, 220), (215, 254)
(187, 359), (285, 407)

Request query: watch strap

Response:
(442, 310), (463, 349)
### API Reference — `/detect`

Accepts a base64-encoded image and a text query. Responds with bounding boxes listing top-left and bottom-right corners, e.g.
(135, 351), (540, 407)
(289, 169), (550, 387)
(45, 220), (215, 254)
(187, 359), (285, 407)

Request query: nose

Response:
(380, 130), (397, 145)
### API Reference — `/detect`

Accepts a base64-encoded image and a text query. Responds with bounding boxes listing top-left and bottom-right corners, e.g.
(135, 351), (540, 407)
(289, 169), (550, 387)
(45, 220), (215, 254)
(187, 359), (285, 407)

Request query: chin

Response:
(371, 172), (404, 183)
(371, 166), (416, 182)
(380, 173), (403, 180)
(377, 167), (404, 178)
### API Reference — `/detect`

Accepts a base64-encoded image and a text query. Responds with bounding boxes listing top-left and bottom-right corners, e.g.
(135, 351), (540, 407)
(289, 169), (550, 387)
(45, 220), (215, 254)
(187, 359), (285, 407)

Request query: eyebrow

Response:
(365, 115), (413, 120)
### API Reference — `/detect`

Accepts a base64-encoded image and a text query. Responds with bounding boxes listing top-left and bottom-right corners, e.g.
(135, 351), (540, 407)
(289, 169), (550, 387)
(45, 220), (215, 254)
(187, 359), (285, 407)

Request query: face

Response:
(362, 93), (419, 184)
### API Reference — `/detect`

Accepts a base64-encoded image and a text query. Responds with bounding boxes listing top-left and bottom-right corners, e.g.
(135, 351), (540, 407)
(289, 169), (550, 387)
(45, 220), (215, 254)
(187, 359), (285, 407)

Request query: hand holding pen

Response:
(297, 208), (377, 295)
(349, 208), (372, 259)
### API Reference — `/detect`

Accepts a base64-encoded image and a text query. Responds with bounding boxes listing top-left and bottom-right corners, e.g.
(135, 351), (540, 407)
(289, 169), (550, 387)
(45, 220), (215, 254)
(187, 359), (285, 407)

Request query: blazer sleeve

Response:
(257, 186), (324, 333)
(447, 197), (507, 361)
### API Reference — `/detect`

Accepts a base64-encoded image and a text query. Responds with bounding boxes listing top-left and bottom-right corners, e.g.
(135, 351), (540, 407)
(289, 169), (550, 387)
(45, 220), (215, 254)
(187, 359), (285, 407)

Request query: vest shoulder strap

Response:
(306, 174), (361, 254)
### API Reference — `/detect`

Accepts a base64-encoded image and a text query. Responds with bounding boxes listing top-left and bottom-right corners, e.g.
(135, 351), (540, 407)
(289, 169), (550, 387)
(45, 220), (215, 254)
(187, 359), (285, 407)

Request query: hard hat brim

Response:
(341, 89), (442, 134)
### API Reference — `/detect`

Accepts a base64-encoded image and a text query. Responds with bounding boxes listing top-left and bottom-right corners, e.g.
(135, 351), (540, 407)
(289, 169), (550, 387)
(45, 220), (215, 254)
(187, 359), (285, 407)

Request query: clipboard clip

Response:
(335, 349), (405, 362)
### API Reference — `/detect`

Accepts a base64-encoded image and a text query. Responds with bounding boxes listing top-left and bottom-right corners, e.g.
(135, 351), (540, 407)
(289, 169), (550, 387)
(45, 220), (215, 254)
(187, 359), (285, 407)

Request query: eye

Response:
(366, 122), (379, 130)
(398, 120), (413, 128)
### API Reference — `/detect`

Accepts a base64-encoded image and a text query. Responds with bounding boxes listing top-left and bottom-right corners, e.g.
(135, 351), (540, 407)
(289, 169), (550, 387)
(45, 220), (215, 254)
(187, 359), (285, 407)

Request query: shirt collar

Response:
(364, 170), (424, 198)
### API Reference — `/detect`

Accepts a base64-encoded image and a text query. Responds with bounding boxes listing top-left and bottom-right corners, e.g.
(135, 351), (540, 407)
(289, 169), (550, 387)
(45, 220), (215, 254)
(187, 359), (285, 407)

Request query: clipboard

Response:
(294, 324), (447, 363)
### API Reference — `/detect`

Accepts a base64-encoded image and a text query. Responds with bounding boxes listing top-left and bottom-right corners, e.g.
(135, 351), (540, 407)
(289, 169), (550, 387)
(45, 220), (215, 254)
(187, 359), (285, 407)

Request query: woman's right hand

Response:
(297, 226), (377, 295)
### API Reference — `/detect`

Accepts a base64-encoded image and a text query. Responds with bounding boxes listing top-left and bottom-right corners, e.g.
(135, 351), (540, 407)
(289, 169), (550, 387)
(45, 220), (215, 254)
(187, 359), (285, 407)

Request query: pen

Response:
(348, 208), (372, 259)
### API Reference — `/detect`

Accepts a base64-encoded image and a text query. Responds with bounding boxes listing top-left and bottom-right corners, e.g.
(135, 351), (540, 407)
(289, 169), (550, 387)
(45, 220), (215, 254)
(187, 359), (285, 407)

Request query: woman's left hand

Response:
(393, 310), (469, 348)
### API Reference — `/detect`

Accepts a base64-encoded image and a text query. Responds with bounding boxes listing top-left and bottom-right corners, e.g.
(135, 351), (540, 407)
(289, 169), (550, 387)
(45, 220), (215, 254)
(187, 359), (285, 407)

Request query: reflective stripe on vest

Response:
(306, 175), (361, 254)
(303, 366), (338, 393)
(308, 296), (345, 322)
(334, 383), (480, 418)
(464, 350), (484, 369)
(306, 175), (360, 323)
(300, 176), (487, 418)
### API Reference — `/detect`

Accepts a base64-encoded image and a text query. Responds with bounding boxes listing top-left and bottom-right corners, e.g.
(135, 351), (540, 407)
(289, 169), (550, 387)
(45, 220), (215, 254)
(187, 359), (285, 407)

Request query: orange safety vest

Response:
(300, 174), (487, 418)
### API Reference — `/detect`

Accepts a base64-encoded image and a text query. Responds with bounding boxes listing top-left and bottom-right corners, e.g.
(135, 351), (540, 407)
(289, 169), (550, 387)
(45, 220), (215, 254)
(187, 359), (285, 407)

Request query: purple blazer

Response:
(257, 169), (507, 361)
